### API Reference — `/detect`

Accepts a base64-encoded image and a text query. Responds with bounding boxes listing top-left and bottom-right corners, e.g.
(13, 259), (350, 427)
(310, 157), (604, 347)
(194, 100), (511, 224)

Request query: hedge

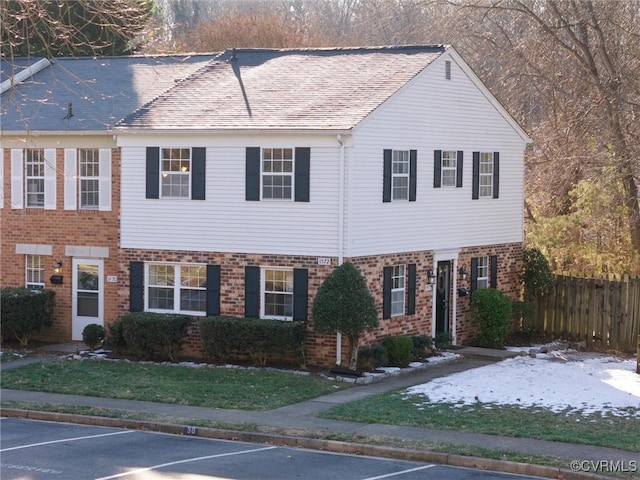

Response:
(107, 312), (191, 361)
(1, 288), (55, 345)
(200, 316), (306, 367)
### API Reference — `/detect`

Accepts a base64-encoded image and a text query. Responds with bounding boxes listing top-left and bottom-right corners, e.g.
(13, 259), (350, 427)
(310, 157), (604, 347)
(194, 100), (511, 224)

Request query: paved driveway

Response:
(0, 418), (546, 480)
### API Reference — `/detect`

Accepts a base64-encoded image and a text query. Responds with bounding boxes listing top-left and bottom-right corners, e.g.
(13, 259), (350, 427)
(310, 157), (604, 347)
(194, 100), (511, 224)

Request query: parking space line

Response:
(1, 430), (136, 452)
(94, 445), (278, 480)
(362, 464), (436, 479)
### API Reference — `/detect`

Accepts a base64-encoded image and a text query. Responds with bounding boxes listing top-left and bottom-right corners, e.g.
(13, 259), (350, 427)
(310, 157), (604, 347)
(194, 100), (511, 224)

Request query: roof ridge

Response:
(223, 45), (448, 55)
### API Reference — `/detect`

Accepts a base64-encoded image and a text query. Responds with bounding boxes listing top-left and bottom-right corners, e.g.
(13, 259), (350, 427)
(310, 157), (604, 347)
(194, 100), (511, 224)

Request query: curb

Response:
(1, 408), (610, 480)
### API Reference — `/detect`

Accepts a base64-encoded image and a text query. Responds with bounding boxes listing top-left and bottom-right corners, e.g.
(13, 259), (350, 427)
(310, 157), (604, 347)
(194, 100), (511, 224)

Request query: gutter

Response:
(0, 58), (51, 94)
(336, 134), (347, 366)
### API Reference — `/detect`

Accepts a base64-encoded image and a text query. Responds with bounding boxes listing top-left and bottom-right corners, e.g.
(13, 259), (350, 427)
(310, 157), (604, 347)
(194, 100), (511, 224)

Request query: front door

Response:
(435, 260), (451, 335)
(72, 258), (103, 340)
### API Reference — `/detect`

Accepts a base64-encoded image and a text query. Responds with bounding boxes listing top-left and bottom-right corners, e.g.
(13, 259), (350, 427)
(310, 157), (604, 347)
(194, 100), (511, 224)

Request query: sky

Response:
(403, 350), (640, 418)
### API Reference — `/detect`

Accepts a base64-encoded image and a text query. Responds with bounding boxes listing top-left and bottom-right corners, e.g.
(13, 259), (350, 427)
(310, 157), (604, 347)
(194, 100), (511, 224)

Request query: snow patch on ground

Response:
(405, 353), (640, 418)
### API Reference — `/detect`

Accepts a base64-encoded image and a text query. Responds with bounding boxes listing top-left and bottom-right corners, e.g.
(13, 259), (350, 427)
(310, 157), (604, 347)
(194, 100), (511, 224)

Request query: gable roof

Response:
(1, 54), (218, 133)
(117, 45), (447, 131)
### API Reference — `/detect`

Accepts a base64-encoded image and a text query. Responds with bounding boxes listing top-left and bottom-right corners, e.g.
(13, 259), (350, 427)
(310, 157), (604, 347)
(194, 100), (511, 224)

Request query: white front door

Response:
(72, 258), (104, 340)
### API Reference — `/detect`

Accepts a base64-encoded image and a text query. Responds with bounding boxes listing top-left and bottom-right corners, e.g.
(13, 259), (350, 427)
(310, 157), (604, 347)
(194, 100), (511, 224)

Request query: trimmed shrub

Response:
(411, 335), (433, 360)
(356, 343), (388, 371)
(471, 288), (513, 349)
(1, 288), (55, 345)
(107, 313), (191, 361)
(200, 316), (306, 367)
(434, 331), (452, 350)
(312, 262), (378, 370)
(82, 324), (106, 351)
(381, 335), (413, 367)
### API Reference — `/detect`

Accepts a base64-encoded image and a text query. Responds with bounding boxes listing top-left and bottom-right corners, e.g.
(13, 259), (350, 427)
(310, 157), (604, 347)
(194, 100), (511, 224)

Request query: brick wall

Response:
(0, 147), (121, 343)
(117, 243), (521, 367)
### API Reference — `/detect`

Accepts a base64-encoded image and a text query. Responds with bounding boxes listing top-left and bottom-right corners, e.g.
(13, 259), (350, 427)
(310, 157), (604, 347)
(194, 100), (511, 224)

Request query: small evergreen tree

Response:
(312, 263), (378, 370)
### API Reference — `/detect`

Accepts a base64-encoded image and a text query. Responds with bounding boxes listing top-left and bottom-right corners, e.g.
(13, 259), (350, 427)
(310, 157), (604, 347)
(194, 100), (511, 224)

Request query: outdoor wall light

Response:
(427, 269), (437, 285)
(459, 266), (468, 281)
(51, 261), (64, 284)
(458, 287), (469, 297)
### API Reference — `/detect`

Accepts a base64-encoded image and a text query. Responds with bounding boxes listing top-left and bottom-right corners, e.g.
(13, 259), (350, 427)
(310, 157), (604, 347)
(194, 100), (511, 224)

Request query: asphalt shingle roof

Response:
(1, 54), (218, 132)
(118, 45), (447, 131)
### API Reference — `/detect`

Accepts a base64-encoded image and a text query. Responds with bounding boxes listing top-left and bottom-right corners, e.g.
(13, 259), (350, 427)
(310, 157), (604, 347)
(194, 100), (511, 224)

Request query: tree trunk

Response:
(347, 335), (359, 370)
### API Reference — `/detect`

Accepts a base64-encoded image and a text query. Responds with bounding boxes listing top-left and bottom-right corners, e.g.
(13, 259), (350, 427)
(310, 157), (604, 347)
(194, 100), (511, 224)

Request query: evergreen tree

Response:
(2, 0), (154, 57)
(312, 262), (378, 370)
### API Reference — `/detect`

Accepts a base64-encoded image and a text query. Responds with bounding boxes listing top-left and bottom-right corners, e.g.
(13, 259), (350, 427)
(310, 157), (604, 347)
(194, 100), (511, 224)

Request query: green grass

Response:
(0, 360), (347, 410)
(320, 390), (640, 452)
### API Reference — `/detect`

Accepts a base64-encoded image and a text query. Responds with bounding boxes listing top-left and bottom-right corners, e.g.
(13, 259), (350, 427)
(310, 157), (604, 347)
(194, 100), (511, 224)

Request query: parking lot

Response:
(1, 418), (547, 480)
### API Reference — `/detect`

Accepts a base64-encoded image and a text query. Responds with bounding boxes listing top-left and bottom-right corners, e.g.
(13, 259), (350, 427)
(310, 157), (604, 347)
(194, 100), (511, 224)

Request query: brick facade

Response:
(116, 243), (522, 367)
(1, 147), (121, 342)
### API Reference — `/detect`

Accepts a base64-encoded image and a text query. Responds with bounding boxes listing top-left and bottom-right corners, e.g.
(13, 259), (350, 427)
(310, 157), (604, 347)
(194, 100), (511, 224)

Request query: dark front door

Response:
(435, 261), (451, 335)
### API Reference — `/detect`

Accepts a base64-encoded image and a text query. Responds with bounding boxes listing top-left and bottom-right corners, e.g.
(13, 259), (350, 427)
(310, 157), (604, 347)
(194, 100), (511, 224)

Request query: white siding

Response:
(120, 142), (342, 256)
(347, 54), (526, 257)
(64, 148), (77, 210)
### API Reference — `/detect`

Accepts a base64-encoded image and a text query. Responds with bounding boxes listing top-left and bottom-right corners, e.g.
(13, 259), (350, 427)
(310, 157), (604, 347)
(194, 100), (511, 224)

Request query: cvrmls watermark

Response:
(570, 460), (638, 473)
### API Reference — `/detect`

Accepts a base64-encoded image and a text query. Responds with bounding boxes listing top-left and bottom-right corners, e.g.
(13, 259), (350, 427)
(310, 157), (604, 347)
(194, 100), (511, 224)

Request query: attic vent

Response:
(445, 60), (451, 80)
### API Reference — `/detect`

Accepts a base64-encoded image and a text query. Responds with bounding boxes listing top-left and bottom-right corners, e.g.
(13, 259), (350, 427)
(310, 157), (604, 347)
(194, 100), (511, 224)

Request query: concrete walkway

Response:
(1, 344), (636, 479)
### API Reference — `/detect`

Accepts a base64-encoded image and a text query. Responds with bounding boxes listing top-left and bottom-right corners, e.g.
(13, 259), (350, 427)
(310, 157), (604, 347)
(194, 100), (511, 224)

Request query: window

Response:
(390, 265), (406, 316)
(25, 149), (45, 207)
(161, 148), (191, 198)
(262, 148), (293, 199)
(479, 152), (494, 198)
(263, 268), (293, 319)
(146, 264), (206, 314)
(441, 151), (458, 187)
(79, 149), (99, 209)
(26, 255), (45, 289)
(392, 150), (410, 200)
(475, 257), (489, 290)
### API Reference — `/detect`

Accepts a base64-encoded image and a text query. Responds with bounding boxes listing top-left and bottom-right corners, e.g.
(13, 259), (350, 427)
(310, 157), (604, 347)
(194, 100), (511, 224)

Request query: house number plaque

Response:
(317, 257), (332, 266)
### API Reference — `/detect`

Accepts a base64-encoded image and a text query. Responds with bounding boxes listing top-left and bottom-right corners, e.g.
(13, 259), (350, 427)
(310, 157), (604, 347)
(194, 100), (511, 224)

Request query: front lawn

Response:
(0, 359), (347, 410)
(320, 390), (640, 451)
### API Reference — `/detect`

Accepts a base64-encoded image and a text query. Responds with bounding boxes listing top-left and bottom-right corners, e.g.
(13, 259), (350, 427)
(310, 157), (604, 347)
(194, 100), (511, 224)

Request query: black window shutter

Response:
(433, 150), (442, 188)
(472, 152), (480, 200)
(470, 257), (478, 295)
(191, 147), (206, 200)
(293, 268), (308, 321)
(244, 266), (260, 317)
(383, 149), (392, 202)
(490, 255), (498, 289)
(294, 147), (310, 202)
(407, 263), (416, 315)
(456, 150), (464, 188)
(146, 147), (159, 199)
(206, 264), (221, 316)
(493, 152), (500, 199)
(409, 150), (417, 201)
(130, 261), (144, 312)
(383, 266), (392, 319)
(245, 147), (261, 201)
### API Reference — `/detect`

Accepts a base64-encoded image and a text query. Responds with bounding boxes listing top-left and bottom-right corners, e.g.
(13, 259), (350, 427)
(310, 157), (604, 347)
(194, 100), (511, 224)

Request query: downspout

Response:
(336, 134), (345, 366)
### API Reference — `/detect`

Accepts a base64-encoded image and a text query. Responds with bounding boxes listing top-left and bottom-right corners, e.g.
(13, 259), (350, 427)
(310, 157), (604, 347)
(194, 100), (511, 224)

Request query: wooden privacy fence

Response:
(534, 273), (640, 353)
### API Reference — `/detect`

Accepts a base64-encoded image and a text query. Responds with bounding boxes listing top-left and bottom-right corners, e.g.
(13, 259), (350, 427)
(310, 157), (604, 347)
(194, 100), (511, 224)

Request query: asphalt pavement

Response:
(1, 344), (636, 479)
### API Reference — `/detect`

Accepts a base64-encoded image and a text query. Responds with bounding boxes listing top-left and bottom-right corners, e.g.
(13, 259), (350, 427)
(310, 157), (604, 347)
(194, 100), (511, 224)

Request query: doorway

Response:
(72, 258), (103, 340)
(435, 260), (451, 336)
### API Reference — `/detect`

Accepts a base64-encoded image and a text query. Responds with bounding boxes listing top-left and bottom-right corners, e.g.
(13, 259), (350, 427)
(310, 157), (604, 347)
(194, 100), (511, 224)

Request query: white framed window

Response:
(79, 149), (99, 209)
(26, 255), (45, 289)
(262, 148), (293, 199)
(392, 150), (410, 200)
(441, 150), (457, 187)
(391, 264), (406, 316)
(146, 263), (206, 314)
(25, 149), (45, 207)
(161, 148), (191, 198)
(479, 152), (494, 198)
(262, 268), (293, 320)
(476, 256), (489, 289)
